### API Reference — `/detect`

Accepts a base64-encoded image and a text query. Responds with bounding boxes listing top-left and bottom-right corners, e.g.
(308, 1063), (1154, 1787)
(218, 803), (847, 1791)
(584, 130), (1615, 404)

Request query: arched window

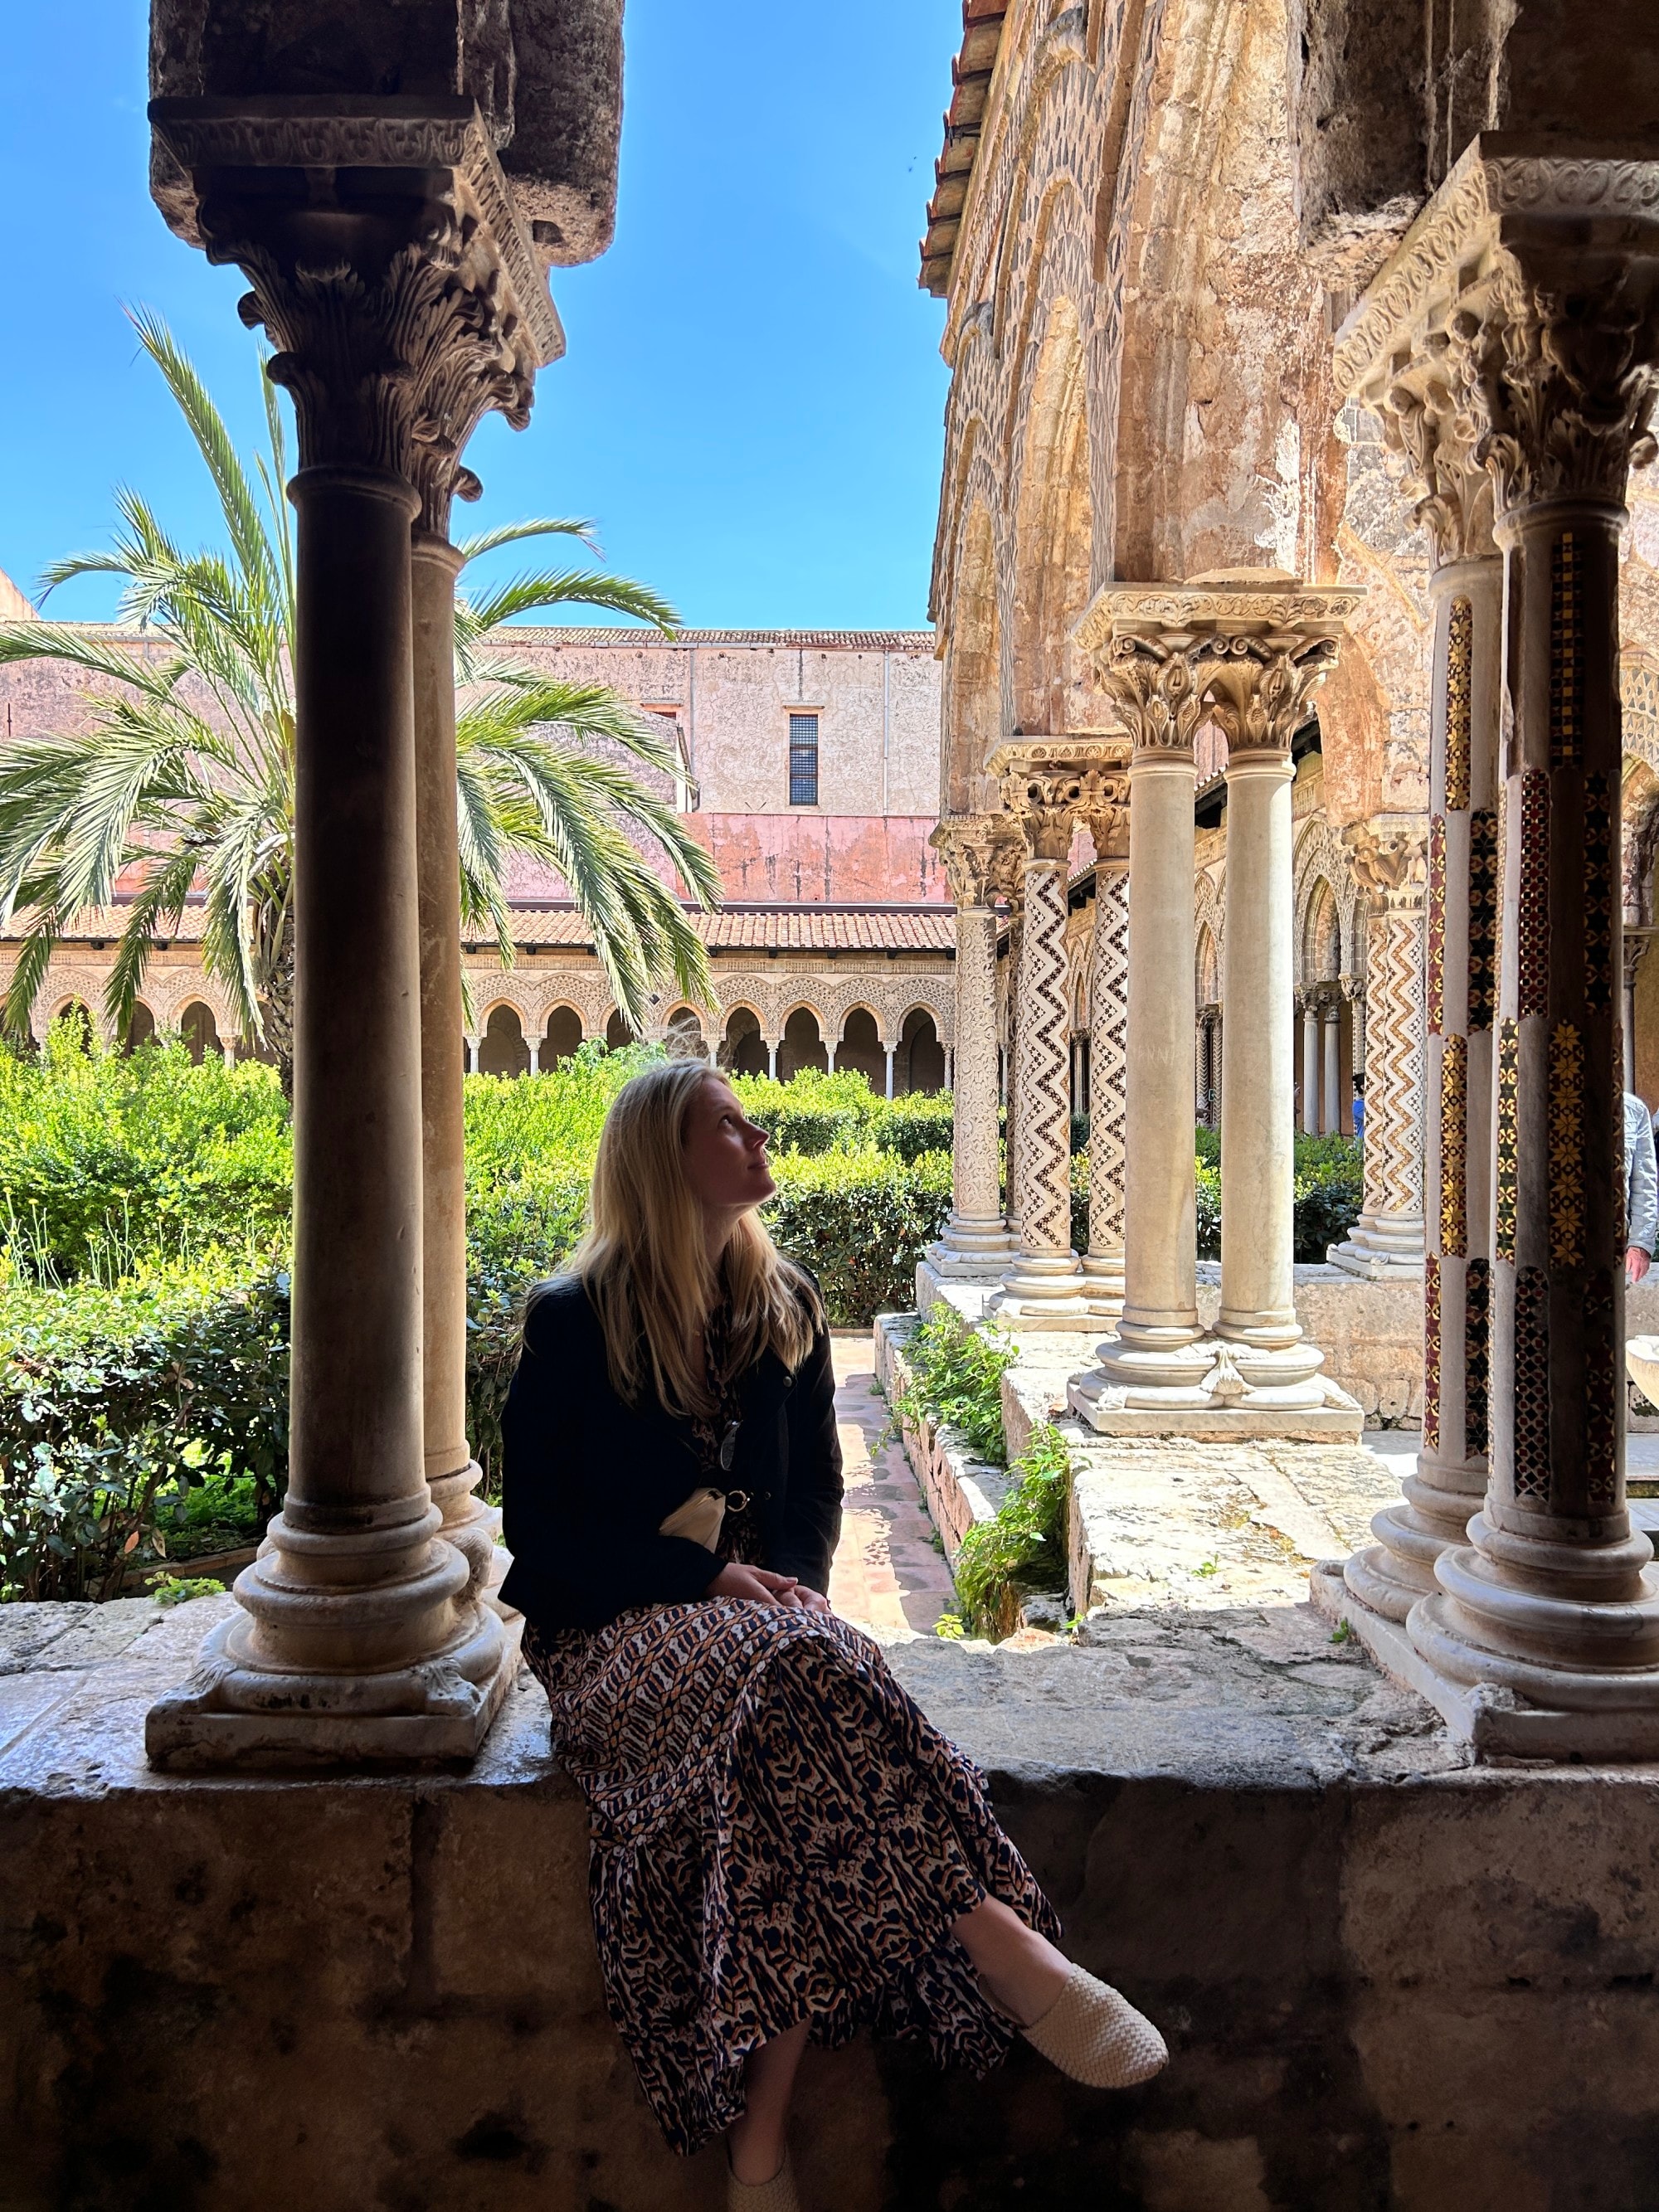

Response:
(777, 1006), (827, 1082)
(720, 1007), (769, 1077)
(898, 1008), (945, 1095)
(122, 1001), (156, 1053)
(53, 1000), (95, 1053)
(478, 1004), (530, 1078)
(664, 1007), (708, 1062)
(605, 1009), (637, 1052)
(180, 1000), (220, 1066)
(539, 1006), (583, 1072)
(836, 1006), (885, 1091)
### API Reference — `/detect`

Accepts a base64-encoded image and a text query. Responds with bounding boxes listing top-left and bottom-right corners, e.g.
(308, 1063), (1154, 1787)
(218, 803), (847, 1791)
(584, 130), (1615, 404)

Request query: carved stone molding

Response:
(931, 814), (999, 908)
(999, 763), (1125, 863)
(150, 98), (562, 532)
(1204, 634), (1341, 759)
(1377, 344), (1498, 565)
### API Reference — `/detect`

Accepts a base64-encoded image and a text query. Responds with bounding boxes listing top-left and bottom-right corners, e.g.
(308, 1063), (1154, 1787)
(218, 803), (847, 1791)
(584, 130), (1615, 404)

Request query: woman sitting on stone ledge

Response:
(500, 1060), (1167, 2210)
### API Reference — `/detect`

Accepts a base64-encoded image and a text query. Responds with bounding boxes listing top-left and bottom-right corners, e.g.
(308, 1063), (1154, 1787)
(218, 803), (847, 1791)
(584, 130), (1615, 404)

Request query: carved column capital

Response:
(1345, 819), (1429, 913)
(1335, 138), (1659, 527)
(999, 762), (1124, 863)
(1201, 631), (1340, 759)
(931, 815), (999, 907)
(150, 101), (563, 532)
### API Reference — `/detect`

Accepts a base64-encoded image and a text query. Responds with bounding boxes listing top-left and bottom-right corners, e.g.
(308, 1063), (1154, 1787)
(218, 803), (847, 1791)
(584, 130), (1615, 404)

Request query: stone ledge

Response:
(6, 1587), (1659, 2205)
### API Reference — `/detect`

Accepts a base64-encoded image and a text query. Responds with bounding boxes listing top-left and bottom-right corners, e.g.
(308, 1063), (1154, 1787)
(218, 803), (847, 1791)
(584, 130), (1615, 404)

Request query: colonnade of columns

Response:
(145, 98), (551, 1765)
(1326, 137), (1659, 1755)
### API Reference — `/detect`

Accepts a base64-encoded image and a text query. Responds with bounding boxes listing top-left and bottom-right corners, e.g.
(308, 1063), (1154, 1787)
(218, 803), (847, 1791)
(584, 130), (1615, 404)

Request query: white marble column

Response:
(1321, 1000), (1341, 1131)
(1328, 824), (1427, 1279)
(1300, 996), (1320, 1132)
(928, 817), (1012, 1276)
(1082, 850), (1130, 1319)
(884, 1045), (896, 1101)
(1071, 579), (1361, 1437)
(994, 763), (1097, 1327)
(1322, 138), (1659, 1754)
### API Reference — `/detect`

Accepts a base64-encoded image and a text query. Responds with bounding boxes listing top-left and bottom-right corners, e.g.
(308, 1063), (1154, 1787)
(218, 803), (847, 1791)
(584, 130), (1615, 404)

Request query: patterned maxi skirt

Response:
(523, 1599), (1063, 2156)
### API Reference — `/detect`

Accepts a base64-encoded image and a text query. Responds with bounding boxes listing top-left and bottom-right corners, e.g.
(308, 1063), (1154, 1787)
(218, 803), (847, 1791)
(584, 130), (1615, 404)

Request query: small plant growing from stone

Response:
(951, 1423), (1073, 1640)
(933, 1611), (966, 1640)
(151, 1575), (226, 1608)
(1330, 1619), (1353, 1645)
(883, 1305), (1018, 1466)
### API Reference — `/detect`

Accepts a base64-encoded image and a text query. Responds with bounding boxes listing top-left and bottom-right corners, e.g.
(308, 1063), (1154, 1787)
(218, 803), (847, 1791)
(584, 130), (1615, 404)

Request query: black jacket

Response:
(498, 1275), (844, 1634)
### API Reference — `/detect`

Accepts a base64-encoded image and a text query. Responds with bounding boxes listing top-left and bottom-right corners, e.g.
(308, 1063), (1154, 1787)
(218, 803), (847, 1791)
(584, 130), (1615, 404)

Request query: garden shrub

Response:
(730, 1068), (878, 1156)
(871, 1091), (954, 1163)
(888, 1303), (1017, 1466)
(0, 1261), (289, 1602)
(949, 1422), (1073, 1640)
(764, 1147), (952, 1325)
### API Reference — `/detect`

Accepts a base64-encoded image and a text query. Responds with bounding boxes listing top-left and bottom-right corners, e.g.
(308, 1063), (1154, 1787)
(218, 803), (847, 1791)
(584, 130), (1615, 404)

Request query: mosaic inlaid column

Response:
(1328, 826), (1427, 1278)
(1001, 892), (1025, 1243)
(995, 764), (1097, 1327)
(1082, 840), (1130, 1319)
(928, 818), (1012, 1276)
(1331, 141), (1659, 1751)
(1349, 521), (1501, 1623)
(143, 100), (545, 1766)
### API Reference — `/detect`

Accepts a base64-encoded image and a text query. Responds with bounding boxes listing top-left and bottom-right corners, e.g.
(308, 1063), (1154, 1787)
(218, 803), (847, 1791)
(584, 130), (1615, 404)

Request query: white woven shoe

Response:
(727, 2149), (800, 2212)
(1019, 1962), (1168, 2088)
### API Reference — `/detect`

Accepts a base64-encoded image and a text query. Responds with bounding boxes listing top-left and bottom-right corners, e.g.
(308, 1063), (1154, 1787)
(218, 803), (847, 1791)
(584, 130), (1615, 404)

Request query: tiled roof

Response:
(919, 1), (1008, 296)
(505, 627), (937, 651)
(24, 902), (956, 957)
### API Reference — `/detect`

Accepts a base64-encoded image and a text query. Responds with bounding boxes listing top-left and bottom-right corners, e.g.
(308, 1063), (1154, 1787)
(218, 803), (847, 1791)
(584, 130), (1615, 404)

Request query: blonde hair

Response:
(557, 1059), (820, 1413)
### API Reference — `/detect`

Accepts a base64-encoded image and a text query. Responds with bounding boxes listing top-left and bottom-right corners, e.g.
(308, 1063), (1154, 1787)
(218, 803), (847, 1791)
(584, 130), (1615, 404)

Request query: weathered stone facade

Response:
(0, 619), (956, 1090)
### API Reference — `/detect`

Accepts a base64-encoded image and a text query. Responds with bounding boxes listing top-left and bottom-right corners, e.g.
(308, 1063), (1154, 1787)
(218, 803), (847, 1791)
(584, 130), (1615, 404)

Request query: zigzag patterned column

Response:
(995, 762), (1097, 1328)
(1329, 831), (1428, 1277)
(1083, 850), (1130, 1318)
(1002, 902), (1024, 1244)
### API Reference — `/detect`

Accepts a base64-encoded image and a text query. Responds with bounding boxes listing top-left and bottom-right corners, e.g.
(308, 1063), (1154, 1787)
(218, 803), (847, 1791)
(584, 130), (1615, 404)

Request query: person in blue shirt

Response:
(1350, 1073), (1365, 1146)
(1625, 1091), (1657, 1284)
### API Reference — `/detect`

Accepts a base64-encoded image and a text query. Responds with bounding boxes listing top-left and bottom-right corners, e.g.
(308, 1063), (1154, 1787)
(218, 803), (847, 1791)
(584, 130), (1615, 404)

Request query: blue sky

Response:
(0, 0), (959, 630)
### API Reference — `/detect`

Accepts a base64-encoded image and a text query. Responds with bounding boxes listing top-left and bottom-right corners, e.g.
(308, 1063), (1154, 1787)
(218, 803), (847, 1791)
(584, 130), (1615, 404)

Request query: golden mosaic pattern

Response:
(1548, 1022), (1585, 1271)
(1439, 1036), (1467, 1258)
(1427, 814), (1446, 1035)
(1584, 771), (1614, 1013)
(1468, 809), (1500, 1032)
(1518, 771), (1550, 1021)
(1550, 532), (1584, 768)
(1445, 596), (1473, 808)
(1423, 1254), (1441, 1456)
(1496, 1020), (1520, 1262)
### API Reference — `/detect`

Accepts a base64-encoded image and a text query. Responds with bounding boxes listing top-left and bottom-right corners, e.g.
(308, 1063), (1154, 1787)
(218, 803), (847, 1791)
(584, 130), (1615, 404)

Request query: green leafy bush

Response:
(765, 1148), (952, 1325)
(730, 1069), (878, 1155)
(872, 1091), (954, 1164)
(0, 1262), (289, 1602)
(952, 1422), (1073, 1639)
(888, 1303), (1017, 1466)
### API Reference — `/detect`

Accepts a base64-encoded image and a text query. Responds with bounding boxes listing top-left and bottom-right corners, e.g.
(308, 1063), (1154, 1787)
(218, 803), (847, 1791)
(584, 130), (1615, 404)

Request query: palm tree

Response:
(0, 310), (720, 1090)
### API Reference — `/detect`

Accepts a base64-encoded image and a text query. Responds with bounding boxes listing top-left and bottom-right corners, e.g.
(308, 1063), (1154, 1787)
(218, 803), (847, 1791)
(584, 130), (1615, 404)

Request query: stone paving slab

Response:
(826, 1333), (956, 1637)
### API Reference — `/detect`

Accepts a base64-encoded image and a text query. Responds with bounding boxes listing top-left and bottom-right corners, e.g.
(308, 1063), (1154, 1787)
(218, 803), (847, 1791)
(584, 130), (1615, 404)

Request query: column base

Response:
(927, 1213), (1014, 1277)
(987, 1251), (1092, 1330)
(1069, 1331), (1363, 1438)
(431, 1456), (515, 1616)
(1312, 1560), (1659, 1759)
(1080, 1252), (1125, 1321)
(1326, 1211), (1425, 1280)
(145, 1496), (522, 1770)
(1342, 1451), (1485, 1625)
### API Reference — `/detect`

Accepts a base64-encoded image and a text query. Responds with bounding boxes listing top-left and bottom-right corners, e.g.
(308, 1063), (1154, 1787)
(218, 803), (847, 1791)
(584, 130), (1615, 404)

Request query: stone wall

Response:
(6, 1592), (1659, 2209)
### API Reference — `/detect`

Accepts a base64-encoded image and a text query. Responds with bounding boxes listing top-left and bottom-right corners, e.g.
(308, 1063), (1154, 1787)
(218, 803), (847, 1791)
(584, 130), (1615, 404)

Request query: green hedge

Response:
(1072, 1127), (1362, 1262)
(765, 1148), (952, 1326)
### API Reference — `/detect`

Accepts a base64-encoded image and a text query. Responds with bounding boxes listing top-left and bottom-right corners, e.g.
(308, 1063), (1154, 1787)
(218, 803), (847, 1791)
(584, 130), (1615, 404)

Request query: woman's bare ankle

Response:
(727, 2123), (786, 2186)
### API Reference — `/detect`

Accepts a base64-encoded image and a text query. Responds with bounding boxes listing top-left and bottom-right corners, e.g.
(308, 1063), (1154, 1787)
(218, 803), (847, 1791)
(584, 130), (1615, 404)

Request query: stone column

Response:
(928, 817), (1010, 1276)
(767, 1038), (779, 1079)
(1624, 933), (1652, 1088)
(1301, 996), (1321, 1132)
(1328, 825), (1428, 1278)
(993, 762), (1101, 1327)
(1001, 902), (1025, 1243)
(1325, 139), (1659, 1754)
(412, 528), (510, 1618)
(1082, 848), (1130, 1319)
(1346, 393), (1501, 1621)
(884, 1045), (895, 1101)
(143, 100), (556, 1766)
(1207, 620), (1347, 1413)
(1321, 999), (1341, 1131)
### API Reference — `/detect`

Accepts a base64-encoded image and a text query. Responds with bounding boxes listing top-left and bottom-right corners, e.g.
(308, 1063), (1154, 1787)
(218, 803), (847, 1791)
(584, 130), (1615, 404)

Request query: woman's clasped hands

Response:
(707, 1562), (831, 1613)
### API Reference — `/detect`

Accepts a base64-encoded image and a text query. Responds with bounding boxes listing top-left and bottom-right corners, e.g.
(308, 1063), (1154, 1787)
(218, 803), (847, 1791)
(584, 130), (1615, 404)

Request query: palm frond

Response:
(455, 518), (599, 565)
(102, 847), (201, 1039)
(126, 305), (280, 610)
(460, 567), (679, 638)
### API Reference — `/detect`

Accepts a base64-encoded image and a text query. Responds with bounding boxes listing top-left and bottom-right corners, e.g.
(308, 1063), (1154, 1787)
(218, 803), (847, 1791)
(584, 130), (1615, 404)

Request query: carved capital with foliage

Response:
(1201, 632), (1340, 758)
(1345, 819), (1429, 914)
(931, 815), (1000, 908)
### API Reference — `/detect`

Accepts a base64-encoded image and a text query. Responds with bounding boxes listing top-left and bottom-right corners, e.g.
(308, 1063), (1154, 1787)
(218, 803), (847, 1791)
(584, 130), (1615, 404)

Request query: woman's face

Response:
(681, 1076), (776, 1213)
